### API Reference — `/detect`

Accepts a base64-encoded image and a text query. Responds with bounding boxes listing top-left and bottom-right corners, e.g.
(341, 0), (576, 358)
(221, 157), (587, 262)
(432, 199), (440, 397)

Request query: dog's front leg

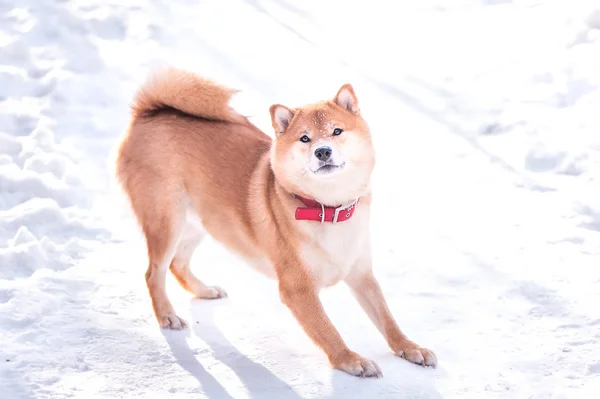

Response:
(277, 267), (382, 378)
(345, 267), (437, 367)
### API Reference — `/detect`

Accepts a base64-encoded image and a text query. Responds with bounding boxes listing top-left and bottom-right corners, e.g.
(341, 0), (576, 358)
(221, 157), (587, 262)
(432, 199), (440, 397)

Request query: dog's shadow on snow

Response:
(164, 298), (444, 398)
(162, 298), (302, 399)
(162, 323), (234, 399)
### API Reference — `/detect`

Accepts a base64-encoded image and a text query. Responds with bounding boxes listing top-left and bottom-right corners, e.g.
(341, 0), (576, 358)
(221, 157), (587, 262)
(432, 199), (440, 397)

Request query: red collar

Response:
(293, 195), (360, 223)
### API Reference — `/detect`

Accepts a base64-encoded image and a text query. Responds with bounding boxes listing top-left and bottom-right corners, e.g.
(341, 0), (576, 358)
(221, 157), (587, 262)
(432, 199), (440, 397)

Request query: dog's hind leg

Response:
(138, 189), (188, 330)
(169, 211), (227, 300)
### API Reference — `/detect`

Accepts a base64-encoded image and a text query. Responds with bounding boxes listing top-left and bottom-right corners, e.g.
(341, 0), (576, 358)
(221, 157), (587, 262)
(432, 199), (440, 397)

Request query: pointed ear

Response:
(334, 83), (359, 114)
(269, 104), (295, 136)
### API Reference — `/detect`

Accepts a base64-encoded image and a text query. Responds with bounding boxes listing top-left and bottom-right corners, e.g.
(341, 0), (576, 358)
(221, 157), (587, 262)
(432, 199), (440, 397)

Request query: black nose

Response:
(314, 146), (332, 162)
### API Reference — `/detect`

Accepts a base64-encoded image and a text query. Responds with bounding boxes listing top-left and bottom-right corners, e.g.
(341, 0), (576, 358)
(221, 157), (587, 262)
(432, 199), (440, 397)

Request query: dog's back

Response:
(116, 68), (272, 248)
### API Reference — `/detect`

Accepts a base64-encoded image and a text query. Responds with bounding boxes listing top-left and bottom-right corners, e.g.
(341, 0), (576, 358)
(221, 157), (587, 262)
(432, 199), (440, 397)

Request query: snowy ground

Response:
(1, 0), (600, 398)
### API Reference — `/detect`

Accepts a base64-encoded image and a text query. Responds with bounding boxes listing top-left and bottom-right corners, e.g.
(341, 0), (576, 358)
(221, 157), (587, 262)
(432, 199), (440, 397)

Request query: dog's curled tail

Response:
(131, 67), (244, 123)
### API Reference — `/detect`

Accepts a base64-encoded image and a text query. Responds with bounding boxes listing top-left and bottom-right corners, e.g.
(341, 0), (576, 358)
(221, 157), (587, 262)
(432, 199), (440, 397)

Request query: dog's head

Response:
(269, 84), (375, 206)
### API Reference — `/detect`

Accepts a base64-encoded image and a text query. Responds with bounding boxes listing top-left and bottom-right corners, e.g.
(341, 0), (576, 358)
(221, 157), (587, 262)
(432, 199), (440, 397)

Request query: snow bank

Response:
(0, 0), (121, 279)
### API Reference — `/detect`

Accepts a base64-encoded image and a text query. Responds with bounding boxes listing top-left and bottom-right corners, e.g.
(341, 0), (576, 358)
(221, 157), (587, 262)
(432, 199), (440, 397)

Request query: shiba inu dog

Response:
(115, 68), (436, 378)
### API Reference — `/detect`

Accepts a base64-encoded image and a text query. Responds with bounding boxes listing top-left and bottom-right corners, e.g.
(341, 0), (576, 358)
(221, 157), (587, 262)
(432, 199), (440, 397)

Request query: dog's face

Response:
(270, 84), (375, 205)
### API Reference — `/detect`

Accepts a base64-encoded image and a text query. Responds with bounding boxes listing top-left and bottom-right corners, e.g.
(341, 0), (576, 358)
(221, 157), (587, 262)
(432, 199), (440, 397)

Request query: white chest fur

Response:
(299, 206), (371, 288)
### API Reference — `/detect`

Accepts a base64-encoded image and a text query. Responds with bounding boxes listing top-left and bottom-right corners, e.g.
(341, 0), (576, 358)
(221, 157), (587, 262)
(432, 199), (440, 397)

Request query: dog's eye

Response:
(332, 128), (343, 136)
(299, 135), (311, 143)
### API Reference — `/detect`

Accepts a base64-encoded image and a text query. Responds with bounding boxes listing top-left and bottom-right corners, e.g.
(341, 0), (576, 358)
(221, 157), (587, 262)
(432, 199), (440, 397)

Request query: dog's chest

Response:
(299, 210), (369, 288)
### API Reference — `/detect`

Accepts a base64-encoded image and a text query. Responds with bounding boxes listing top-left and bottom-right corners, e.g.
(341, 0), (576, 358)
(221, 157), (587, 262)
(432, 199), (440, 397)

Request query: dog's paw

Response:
(158, 313), (187, 330)
(394, 341), (437, 367)
(198, 285), (227, 299)
(332, 350), (383, 378)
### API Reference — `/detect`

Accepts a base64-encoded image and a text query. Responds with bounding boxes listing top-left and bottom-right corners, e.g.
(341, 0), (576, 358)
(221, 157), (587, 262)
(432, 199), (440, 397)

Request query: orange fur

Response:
(131, 67), (245, 123)
(115, 67), (436, 378)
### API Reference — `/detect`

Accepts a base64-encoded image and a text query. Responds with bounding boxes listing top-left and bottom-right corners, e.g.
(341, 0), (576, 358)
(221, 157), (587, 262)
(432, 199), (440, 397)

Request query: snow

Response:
(1, 0), (600, 398)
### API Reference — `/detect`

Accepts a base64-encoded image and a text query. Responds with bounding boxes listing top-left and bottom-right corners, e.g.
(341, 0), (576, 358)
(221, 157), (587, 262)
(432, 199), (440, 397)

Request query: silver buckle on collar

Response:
(331, 199), (359, 224)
